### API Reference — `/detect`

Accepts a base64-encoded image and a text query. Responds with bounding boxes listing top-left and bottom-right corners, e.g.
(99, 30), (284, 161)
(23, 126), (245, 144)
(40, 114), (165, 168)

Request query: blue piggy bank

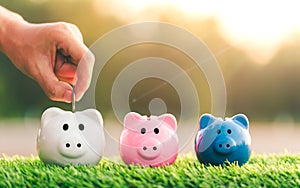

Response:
(194, 114), (251, 166)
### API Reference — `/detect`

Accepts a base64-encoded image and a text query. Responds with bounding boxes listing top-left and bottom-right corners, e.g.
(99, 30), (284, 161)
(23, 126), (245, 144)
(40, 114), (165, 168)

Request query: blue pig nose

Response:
(214, 137), (236, 154)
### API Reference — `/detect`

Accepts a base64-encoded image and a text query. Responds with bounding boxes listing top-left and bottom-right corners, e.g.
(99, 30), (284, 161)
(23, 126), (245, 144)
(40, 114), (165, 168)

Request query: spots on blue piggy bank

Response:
(194, 113), (251, 166)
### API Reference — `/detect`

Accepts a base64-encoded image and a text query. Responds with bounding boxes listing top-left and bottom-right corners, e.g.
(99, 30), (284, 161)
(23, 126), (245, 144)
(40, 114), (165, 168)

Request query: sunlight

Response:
(95, 0), (300, 64)
(199, 0), (300, 64)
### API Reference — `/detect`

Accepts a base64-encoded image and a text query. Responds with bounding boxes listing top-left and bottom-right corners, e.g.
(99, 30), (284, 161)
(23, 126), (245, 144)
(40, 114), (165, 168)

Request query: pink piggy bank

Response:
(119, 112), (179, 167)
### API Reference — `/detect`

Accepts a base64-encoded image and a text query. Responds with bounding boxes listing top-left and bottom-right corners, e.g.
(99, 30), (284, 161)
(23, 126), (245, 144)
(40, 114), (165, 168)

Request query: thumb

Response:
(38, 71), (73, 102)
(74, 50), (95, 101)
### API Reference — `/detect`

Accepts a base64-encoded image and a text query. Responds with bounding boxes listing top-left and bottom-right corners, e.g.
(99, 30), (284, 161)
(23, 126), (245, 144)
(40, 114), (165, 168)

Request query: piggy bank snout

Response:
(58, 134), (87, 159)
(138, 138), (161, 160)
(214, 137), (236, 154)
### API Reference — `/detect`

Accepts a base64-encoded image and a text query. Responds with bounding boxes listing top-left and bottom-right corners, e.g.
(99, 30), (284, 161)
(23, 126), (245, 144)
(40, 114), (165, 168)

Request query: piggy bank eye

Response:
(154, 128), (159, 134)
(217, 129), (221, 134)
(141, 128), (146, 134)
(227, 129), (232, 134)
(63, 124), (69, 131)
(79, 124), (84, 131)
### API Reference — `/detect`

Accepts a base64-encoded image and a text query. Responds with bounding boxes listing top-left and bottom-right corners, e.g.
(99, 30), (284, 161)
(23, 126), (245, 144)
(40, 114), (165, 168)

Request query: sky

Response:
(95, 0), (300, 64)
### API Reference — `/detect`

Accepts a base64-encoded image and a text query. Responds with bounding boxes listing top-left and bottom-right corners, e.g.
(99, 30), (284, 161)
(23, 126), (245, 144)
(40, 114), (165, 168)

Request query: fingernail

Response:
(76, 92), (83, 102)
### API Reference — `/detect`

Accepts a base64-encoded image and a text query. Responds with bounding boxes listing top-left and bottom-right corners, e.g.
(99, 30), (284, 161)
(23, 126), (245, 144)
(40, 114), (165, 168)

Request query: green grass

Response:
(0, 154), (299, 188)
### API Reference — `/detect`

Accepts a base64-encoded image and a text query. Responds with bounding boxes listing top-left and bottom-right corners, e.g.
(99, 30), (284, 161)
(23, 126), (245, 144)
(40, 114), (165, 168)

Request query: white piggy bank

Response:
(37, 107), (105, 166)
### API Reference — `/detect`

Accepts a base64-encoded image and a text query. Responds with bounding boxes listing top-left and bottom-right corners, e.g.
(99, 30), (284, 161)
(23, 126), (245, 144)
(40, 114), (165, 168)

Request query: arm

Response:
(0, 6), (25, 51)
(0, 6), (94, 102)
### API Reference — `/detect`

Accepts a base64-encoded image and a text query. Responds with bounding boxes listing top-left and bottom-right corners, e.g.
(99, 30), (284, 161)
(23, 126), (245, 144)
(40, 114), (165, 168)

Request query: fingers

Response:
(45, 22), (95, 102)
(53, 23), (95, 101)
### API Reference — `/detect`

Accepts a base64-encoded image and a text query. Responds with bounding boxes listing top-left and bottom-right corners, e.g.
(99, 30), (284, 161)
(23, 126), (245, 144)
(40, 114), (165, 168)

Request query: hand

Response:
(1, 16), (94, 102)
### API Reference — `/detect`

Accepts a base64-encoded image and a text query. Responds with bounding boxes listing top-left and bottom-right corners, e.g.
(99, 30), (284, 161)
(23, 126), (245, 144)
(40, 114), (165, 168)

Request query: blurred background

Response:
(0, 0), (300, 156)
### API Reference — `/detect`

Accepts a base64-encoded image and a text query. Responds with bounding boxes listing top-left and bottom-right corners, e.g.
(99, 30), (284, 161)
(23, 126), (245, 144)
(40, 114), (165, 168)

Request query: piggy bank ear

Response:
(41, 107), (65, 126)
(232, 114), (249, 130)
(124, 112), (144, 129)
(158, 114), (177, 131)
(78, 109), (103, 128)
(199, 113), (217, 129)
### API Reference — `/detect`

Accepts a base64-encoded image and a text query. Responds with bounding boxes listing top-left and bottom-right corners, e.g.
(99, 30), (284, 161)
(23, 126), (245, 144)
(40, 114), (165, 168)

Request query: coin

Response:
(72, 85), (75, 112)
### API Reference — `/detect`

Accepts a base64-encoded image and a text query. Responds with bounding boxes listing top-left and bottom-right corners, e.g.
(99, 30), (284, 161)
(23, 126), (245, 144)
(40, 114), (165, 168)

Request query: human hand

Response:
(0, 17), (94, 102)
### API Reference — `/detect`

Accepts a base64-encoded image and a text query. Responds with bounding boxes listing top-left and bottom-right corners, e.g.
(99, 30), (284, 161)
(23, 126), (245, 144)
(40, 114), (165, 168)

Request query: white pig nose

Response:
(58, 134), (86, 159)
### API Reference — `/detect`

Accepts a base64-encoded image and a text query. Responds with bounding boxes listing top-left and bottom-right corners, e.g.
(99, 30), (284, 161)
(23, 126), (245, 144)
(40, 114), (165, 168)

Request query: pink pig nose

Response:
(58, 134), (86, 159)
(138, 138), (161, 160)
